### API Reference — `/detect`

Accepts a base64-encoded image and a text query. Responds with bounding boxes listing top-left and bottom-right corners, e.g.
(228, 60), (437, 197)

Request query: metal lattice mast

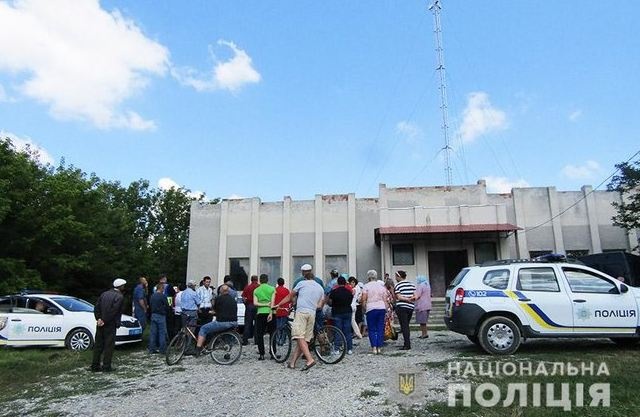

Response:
(429, 0), (453, 187)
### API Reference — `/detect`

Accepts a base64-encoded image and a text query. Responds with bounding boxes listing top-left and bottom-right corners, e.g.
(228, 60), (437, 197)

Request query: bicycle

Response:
(166, 320), (242, 366)
(270, 309), (347, 365)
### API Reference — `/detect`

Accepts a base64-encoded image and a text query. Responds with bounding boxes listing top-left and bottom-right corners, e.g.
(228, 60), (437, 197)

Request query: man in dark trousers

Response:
(241, 275), (260, 345)
(92, 278), (126, 372)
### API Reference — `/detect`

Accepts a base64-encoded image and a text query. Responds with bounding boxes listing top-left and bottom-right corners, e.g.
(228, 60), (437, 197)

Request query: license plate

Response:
(129, 329), (142, 335)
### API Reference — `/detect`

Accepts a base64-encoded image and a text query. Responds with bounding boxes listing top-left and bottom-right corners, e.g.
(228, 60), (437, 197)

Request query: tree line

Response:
(0, 137), (218, 302)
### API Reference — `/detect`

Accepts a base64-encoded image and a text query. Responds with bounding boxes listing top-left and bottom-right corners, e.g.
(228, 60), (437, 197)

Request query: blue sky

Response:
(1, 0), (639, 201)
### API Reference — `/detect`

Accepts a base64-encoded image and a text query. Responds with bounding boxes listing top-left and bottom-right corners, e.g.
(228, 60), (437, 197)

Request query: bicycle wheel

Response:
(270, 325), (292, 363)
(166, 331), (188, 365)
(208, 331), (242, 365)
(314, 324), (346, 364)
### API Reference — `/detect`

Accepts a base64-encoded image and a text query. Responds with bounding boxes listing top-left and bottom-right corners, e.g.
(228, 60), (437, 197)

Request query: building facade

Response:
(186, 181), (638, 297)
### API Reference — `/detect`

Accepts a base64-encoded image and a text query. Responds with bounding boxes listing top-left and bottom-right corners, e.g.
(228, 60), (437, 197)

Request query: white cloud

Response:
(158, 177), (181, 191)
(0, 84), (16, 102)
(1, 131), (54, 165)
(569, 109), (582, 122)
(172, 40), (261, 92)
(561, 160), (601, 180)
(458, 92), (507, 143)
(227, 194), (244, 200)
(113, 111), (157, 132)
(396, 121), (422, 145)
(0, 0), (169, 130)
(483, 176), (530, 193)
(157, 177), (204, 200)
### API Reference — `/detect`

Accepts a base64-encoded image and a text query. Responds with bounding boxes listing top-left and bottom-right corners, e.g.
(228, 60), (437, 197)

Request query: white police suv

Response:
(445, 256), (640, 355)
(0, 293), (142, 351)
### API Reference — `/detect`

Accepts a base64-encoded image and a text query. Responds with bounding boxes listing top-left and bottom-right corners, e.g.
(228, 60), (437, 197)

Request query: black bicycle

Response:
(166, 321), (242, 366)
(270, 309), (347, 365)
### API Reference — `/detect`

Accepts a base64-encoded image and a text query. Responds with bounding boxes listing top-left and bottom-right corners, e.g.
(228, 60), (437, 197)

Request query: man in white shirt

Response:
(276, 264), (324, 371)
(196, 276), (214, 324)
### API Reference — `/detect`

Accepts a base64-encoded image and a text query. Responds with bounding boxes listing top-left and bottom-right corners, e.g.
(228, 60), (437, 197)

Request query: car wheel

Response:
(466, 334), (480, 346)
(610, 337), (640, 347)
(478, 316), (521, 355)
(66, 328), (94, 351)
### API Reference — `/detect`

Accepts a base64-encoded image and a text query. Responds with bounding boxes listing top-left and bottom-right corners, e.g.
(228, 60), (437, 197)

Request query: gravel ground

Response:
(7, 331), (472, 417)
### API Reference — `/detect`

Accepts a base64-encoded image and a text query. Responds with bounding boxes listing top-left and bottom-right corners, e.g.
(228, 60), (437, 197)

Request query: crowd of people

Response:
(91, 265), (433, 372)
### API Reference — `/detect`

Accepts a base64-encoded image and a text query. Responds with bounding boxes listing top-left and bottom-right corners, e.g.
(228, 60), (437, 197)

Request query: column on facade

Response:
(282, 197), (292, 286)
(347, 193), (357, 278)
(547, 187), (565, 254)
(249, 198), (260, 276)
(315, 195), (324, 277)
(582, 186), (602, 254)
(217, 200), (229, 286)
(512, 189), (528, 258)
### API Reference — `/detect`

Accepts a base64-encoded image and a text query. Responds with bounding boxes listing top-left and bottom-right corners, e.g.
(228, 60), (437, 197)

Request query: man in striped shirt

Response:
(394, 270), (415, 350)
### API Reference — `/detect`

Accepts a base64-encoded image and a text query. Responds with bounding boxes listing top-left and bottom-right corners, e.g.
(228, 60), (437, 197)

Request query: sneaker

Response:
(90, 365), (102, 372)
(347, 350), (353, 355)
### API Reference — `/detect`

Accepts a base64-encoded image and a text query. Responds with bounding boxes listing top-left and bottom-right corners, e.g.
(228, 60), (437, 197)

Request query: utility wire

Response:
(524, 149), (640, 233)
(354, 13), (427, 195)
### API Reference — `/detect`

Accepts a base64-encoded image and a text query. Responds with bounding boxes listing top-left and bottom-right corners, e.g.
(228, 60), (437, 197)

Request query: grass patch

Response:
(409, 341), (640, 416)
(0, 348), (92, 403)
(360, 389), (381, 398)
(0, 341), (146, 406)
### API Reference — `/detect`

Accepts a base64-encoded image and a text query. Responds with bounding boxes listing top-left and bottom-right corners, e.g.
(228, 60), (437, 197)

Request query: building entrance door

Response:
(428, 250), (468, 297)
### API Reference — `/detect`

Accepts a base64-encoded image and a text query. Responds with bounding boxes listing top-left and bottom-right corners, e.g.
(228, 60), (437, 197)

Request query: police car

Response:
(0, 293), (142, 351)
(445, 256), (640, 354)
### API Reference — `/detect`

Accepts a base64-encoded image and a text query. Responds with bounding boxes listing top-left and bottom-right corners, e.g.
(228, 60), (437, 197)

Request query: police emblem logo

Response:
(398, 372), (416, 396)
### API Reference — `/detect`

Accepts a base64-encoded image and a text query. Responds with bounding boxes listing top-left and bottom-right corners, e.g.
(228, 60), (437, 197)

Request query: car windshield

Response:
(51, 297), (94, 312)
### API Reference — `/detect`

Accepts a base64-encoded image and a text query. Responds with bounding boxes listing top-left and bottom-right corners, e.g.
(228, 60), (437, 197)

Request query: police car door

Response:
(561, 266), (637, 335)
(512, 266), (574, 335)
(12, 298), (65, 346)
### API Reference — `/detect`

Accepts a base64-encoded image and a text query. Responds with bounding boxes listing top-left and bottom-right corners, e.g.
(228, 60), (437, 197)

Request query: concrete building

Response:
(186, 180), (638, 297)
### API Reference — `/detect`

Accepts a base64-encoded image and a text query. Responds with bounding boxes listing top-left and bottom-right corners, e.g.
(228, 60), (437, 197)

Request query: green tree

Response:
(608, 160), (640, 235)
(0, 138), (48, 293)
(150, 188), (217, 283)
(0, 136), (219, 299)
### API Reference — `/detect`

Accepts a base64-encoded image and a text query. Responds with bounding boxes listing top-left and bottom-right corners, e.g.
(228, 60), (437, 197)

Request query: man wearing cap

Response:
(91, 278), (126, 372)
(325, 269), (340, 295)
(276, 264), (325, 371)
(180, 281), (200, 328)
(291, 264), (325, 333)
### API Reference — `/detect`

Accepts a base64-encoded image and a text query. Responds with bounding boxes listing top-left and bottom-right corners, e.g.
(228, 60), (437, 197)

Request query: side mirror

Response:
(620, 284), (629, 294)
(47, 307), (62, 315)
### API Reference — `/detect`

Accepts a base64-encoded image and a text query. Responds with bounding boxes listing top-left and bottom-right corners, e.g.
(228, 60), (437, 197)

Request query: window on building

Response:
(517, 267), (560, 292)
(260, 257), (281, 285)
(324, 255), (348, 284)
(603, 249), (626, 253)
(529, 250), (552, 259)
(483, 269), (510, 290)
(474, 242), (497, 265)
(392, 244), (414, 265)
(292, 256), (314, 280)
(228, 257), (250, 292)
(562, 268), (618, 294)
(566, 249), (589, 258)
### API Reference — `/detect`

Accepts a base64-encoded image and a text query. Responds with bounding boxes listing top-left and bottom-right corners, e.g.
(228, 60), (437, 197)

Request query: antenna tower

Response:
(429, 0), (453, 187)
